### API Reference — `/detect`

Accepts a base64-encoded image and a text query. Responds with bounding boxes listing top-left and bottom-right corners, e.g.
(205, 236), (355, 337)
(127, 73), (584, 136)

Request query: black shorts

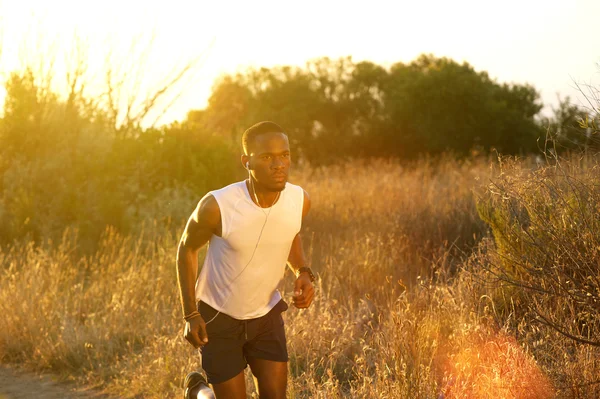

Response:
(197, 299), (289, 385)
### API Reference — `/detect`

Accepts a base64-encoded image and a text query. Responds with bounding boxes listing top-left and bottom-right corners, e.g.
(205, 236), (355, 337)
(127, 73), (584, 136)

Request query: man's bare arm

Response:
(176, 194), (221, 320)
(287, 233), (307, 274)
(287, 189), (311, 274)
(287, 189), (314, 308)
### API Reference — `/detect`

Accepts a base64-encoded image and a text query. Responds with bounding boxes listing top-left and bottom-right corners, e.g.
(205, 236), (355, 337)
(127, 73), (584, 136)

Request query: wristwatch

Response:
(296, 266), (316, 282)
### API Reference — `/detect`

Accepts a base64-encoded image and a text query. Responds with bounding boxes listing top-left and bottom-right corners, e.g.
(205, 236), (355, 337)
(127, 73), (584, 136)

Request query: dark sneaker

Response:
(183, 371), (208, 399)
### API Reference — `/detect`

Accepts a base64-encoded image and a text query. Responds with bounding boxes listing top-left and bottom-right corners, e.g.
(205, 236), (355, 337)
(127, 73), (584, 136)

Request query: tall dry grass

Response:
(473, 152), (600, 398)
(1, 153), (595, 398)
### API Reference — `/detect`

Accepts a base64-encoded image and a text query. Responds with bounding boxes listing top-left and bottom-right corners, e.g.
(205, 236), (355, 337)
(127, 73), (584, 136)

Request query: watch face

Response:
(298, 267), (315, 282)
(305, 269), (316, 282)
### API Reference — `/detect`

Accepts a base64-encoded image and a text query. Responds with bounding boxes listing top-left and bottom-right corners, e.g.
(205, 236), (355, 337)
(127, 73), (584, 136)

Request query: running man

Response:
(176, 121), (316, 399)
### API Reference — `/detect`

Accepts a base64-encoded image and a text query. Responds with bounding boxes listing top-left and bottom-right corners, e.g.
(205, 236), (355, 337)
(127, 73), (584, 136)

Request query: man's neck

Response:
(246, 178), (279, 208)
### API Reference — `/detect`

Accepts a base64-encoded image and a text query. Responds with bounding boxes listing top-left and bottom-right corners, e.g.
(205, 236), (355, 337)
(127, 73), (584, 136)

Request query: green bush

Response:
(475, 154), (600, 346)
(0, 70), (241, 250)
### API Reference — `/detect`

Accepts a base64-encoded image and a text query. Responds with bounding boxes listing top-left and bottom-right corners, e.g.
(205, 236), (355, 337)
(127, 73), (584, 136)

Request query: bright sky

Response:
(0, 0), (599, 126)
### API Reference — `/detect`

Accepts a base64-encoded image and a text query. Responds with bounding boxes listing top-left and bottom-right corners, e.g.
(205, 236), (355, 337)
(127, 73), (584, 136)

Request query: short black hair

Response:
(242, 121), (285, 155)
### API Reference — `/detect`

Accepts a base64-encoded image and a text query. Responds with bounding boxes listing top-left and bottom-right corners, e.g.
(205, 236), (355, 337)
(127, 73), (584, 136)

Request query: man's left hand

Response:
(292, 273), (314, 309)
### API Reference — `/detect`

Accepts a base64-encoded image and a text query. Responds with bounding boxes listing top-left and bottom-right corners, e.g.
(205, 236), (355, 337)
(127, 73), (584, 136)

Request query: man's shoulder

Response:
(198, 181), (244, 212)
(204, 181), (245, 203)
(287, 182), (309, 198)
(285, 183), (309, 214)
(293, 184), (311, 218)
(285, 181), (305, 193)
(211, 180), (245, 195)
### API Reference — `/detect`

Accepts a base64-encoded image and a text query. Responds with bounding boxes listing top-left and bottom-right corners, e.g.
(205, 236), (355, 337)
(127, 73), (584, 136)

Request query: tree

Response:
(381, 55), (543, 157)
(190, 55), (546, 164)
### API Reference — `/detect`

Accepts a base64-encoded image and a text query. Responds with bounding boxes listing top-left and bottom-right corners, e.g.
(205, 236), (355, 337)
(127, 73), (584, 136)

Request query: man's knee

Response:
(255, 378), (287, 399)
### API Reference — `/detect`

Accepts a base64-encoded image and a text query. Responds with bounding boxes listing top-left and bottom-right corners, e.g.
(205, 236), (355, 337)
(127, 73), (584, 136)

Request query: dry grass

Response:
(1, 153), (597, 398)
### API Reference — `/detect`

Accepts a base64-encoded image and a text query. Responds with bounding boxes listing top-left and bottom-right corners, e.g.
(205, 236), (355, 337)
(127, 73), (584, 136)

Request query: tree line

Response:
(0, 54), (596, 248)
(186, 54), (597, 164)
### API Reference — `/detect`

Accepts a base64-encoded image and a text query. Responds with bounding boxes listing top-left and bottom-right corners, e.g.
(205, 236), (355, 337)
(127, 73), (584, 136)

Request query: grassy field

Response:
(1, 153), (598, 398)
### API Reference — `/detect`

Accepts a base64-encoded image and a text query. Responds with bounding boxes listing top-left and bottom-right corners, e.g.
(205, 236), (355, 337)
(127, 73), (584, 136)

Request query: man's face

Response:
(247, 132), (291, 192)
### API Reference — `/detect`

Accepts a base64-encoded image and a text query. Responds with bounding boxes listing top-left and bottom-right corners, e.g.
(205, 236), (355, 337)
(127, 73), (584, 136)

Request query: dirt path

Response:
(0, 365), (119, 399)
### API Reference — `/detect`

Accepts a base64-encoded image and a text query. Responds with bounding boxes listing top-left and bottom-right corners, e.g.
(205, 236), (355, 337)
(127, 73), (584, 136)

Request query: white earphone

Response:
(202, 156), (276, 328)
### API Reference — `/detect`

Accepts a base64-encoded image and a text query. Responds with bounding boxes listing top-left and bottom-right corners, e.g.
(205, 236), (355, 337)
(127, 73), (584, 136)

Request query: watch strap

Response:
(296, 266), (316, 282)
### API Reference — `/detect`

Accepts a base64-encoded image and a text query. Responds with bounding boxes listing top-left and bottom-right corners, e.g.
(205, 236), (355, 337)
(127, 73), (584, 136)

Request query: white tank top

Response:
(195, 180), (304, 319)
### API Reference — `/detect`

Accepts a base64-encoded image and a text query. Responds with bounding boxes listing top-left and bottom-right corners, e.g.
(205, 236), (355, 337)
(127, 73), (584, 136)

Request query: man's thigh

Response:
(248, 357), (288, 399)
(198, 301), (247, 385)
(244, 300), (289, 398)
(211, 369), (247, 399)
(244, 299), (289, 363)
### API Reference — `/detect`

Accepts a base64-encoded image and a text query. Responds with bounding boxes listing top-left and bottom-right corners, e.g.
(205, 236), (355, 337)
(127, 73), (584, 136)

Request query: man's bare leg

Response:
(248, 358), (287, 399)
(210, 370), (246, 399)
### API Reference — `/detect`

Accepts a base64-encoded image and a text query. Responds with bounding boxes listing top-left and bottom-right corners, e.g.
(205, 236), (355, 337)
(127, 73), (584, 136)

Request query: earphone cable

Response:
(203, 173), (280, 325)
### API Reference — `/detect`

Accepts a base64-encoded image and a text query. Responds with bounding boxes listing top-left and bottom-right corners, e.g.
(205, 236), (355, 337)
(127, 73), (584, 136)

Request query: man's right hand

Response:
(184, 316), (209, 348)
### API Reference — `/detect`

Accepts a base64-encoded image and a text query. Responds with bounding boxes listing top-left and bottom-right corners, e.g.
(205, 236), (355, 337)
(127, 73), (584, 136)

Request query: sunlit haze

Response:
(1, 0), (599, 126)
